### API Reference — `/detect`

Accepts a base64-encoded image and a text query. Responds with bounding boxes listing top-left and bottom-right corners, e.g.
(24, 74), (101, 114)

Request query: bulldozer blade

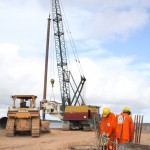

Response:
(41, 120), (50, 133)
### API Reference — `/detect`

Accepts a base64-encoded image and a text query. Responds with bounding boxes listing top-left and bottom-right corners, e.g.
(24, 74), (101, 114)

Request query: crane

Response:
(41, 0), (100, 130)
(52, 0), (86, 113)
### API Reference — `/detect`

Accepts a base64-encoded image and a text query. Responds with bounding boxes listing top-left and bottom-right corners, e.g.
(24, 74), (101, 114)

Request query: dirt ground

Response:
(0, 128), (150, 150)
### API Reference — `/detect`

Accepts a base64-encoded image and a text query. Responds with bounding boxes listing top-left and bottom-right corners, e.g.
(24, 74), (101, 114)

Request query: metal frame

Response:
(52, 0), (71, 112)
(52, 0), (86, 113)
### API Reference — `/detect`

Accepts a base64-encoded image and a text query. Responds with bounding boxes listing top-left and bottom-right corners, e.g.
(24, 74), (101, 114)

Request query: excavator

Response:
(40, 0), (100, 130)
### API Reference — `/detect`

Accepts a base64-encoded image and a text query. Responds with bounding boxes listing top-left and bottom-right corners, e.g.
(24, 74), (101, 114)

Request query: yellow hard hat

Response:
(123, 107), (131, 112)
(102, 107), (110, 117)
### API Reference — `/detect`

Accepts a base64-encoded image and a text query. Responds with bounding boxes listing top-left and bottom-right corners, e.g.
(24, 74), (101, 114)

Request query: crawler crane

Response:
(41, 0), (100, 130)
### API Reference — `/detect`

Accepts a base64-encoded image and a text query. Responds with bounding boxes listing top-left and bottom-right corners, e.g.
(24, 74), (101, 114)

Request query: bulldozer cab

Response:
(11, 95), (37, 109)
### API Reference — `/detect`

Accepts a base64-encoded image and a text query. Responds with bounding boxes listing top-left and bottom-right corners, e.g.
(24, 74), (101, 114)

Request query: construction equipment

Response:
(6, 95), (49, 137)
(41, 0), (100, 130)
(5, 14), (52, 137)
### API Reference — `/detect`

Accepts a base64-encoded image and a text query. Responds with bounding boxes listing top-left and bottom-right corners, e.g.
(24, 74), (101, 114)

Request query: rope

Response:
(50, 23), (55, 79)
(50, 88), (55, 101)
(59, 0), (85, 77)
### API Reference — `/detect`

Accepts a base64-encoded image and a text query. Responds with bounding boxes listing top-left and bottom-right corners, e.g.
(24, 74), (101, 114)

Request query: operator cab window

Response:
(20, 99), (29, 108)
(20, 100), (26, 108)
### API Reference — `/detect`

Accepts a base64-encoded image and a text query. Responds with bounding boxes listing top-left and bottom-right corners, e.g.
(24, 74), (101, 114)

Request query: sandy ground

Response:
(0, 128), (150, 150)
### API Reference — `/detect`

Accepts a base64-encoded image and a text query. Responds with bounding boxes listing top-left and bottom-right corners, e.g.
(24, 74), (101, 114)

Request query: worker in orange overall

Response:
(116, 107), (134, 144)
(100, 107), (116, 150)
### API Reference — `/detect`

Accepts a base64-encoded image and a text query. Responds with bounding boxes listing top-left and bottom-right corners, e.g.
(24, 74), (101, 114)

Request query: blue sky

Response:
(0, 0), (150, 122)
(103, 24), (150, 63)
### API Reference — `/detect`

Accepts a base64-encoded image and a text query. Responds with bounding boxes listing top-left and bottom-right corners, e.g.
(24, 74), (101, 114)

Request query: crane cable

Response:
(50, 23), (55, 80)
(49, 2), (56, 100)
(59, 0), (85, 77)
(60, 0), (86, 102)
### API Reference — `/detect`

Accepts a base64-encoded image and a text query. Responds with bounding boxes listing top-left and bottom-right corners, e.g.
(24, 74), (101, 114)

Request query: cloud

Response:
(90, 9), (149, 40)
(0, 44), (150, 122)
(0, 105), (7, 118)
(1, 0), (150, 43)
(60, 0), (150, 41)
(78, 55), (150, 108)
(65, 51), (150, 122)
(0, 43), (44, 105)
(0, 0), (47, 59)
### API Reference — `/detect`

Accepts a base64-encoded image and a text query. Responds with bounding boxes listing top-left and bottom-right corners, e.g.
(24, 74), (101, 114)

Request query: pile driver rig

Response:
(41, 0), (100, 130)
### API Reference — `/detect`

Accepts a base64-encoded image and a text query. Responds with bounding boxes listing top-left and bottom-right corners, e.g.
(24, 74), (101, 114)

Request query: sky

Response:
(0, 0), (150, 122)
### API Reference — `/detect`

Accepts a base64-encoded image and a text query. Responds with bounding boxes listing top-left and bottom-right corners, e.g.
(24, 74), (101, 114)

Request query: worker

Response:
(116, 107), (134, 144)
(100, 107), (116, 150)
(20, 99), (26, 108)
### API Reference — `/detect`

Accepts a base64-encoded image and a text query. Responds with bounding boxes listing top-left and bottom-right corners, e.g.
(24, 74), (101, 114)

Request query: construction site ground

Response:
(0, 128), (150, 150)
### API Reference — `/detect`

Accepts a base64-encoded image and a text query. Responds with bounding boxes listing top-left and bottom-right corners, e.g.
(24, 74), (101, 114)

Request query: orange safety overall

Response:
(116, 112), (134, 144)
(100, 112), (116, 150)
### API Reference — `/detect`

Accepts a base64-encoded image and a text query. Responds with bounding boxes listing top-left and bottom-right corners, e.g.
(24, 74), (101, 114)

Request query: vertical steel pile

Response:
(42, 15), (51, 120)
(134, 115), (144, 144)
(93, 114), (101, 149)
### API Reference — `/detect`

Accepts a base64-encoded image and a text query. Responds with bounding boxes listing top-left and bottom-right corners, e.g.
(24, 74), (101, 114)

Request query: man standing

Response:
(100, 107), (116, 150)
(116, 107), (134, 144)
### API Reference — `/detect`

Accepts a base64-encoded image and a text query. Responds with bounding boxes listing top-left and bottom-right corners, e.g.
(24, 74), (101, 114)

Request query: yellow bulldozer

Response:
(6, 95), (49, 137)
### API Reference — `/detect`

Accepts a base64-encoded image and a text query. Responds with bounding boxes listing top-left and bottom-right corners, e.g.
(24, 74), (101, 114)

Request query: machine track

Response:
(62, 121), (70, 131)
(32, 118), (40, 137)
(83, 124), (92, 131)
(6, 118), (15, 137)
